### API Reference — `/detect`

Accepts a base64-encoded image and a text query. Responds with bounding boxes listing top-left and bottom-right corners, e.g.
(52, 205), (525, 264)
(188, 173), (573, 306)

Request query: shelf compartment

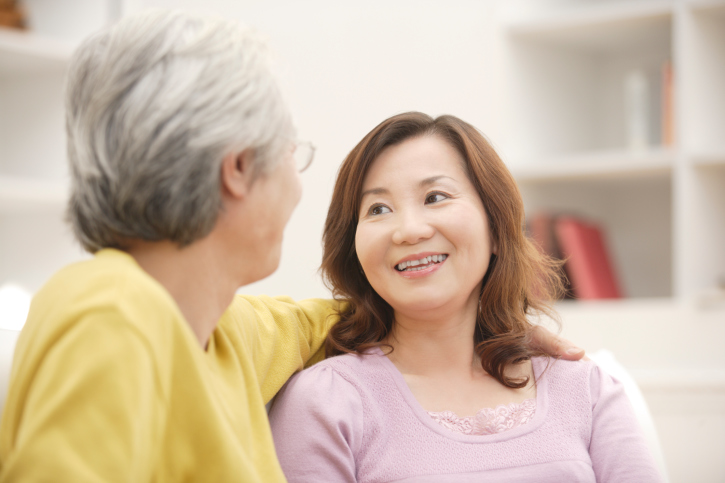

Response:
(0, 27), (73, 76)
(691, 151), (725, 167)
(509, 147), (674, 182)
(501, 4), (673, 160)
(686, 0), (725, 12)
(521, 175), (672, 299)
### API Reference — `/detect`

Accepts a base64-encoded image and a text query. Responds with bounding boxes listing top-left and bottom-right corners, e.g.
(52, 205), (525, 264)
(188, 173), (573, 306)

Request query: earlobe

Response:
(221, 150), (254, 199)
(490, 235), (499, 255)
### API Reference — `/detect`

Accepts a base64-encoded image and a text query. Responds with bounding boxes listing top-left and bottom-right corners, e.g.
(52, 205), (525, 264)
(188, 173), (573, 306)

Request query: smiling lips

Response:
(395, 254), (448, 272)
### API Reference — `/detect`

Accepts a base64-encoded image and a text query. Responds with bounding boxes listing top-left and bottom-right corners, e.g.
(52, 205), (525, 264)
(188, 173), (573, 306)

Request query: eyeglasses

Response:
(294, 140), (315, 173)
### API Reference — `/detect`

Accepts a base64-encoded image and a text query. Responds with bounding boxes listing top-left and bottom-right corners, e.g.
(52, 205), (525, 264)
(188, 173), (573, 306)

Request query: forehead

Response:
(362, 135), (469, 189)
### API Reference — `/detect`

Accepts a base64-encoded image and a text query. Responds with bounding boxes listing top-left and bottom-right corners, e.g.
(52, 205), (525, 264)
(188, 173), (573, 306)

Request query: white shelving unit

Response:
(0, 1), (118, 291)
(498, 0), (725, 304)
(677, 0), (725, 300)
(498, 3), (725, 479)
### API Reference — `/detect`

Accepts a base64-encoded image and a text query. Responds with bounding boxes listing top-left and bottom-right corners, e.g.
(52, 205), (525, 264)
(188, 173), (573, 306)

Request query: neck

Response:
(385, 300), (480, 377)
(125, 237), (238, 349)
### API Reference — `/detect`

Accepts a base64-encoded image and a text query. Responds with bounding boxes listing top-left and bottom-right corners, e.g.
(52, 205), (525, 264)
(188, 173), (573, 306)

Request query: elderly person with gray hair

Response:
(0, 9), (583, 482)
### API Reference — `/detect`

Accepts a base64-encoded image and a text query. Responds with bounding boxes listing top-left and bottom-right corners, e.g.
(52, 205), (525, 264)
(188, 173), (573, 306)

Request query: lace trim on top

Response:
(427, 398), (536, 436)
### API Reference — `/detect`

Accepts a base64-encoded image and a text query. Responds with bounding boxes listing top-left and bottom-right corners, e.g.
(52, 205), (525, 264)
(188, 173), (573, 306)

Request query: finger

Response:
(561, 345), (587, 361)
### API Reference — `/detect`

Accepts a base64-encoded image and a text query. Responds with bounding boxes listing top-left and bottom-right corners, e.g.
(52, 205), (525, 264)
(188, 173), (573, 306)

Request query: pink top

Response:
(428, 398), (536, 436)
(269, 349), (662, 483)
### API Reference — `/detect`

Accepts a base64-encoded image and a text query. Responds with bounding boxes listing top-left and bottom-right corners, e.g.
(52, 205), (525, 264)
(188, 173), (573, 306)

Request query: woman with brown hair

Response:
(269, 112), (661, 482)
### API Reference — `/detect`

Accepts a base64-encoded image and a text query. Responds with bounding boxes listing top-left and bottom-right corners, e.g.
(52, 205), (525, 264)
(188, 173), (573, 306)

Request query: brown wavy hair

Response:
(321, 112), (564, 388)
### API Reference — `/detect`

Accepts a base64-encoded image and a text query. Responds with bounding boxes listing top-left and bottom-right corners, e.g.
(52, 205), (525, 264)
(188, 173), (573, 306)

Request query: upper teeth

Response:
(396, 254), (447, 271)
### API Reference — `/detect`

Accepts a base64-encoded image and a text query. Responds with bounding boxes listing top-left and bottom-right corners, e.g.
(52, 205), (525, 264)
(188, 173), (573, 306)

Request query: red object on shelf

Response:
(554, 216), (623, 300)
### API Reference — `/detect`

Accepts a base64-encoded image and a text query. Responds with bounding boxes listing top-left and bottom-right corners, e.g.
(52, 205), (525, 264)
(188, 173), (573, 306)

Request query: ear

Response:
(221, 150), (254, 199)
(487, 228), (499, 256)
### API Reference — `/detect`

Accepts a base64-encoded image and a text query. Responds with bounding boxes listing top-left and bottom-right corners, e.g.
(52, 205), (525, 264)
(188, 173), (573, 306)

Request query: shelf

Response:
(0, 27), (74, 76)
(691, 151), (725, 167)
(503, 0), (673, 53)
(687, 0), (725, 12)
(509, 148), (674, 182)
(521, 175), (672, 298)
(0, 175), (68, 212)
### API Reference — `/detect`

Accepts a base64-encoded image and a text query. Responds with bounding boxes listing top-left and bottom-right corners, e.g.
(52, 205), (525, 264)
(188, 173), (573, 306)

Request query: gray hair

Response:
(65, 9), (295, 252)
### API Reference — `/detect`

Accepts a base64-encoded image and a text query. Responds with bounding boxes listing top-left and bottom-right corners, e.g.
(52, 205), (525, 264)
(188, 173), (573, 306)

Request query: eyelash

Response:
(366, 192), (450, 216)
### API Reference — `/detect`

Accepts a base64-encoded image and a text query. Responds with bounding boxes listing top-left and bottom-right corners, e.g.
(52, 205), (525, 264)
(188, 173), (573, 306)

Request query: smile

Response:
(395, 254), (448, 272)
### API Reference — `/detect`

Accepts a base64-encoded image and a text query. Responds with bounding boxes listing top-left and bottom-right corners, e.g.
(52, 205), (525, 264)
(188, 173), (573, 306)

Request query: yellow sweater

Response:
(0, 249), (339, 482)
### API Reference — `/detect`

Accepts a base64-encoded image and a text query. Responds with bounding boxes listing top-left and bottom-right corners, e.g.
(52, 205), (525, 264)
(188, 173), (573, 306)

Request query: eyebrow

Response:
(360, 175), (455, 200)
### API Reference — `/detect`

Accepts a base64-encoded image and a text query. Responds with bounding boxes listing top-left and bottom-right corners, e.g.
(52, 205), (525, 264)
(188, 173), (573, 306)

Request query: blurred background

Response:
(0, 0), (723, 480)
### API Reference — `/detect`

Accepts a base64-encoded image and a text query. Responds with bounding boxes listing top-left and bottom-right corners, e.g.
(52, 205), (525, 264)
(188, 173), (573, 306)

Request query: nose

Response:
(391, 208), (435, 245)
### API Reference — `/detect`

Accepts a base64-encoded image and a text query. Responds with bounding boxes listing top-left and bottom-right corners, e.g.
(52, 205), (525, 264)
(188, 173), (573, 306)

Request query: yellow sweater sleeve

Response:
(221, 296), (342, 403)
(0, 312), (165, 483)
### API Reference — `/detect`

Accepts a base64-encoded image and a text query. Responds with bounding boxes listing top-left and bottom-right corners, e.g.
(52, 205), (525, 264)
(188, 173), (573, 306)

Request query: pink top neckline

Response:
(427, 398), (537, 435)
(372, 346), (549, 443)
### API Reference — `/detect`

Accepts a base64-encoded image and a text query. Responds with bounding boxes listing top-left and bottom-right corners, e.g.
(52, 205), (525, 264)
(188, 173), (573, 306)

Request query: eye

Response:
(425, 192), (448, 204)
(368, 204), (391, 216)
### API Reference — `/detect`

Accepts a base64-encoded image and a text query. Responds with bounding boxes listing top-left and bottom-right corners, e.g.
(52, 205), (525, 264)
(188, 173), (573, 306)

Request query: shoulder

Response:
(534, 356), (598, 382)
(311, 349), (387, 381)
(533, 356), (601, 406)
(273, 351), (379, 404)
(545, 357), (627, 401)
(34, 249), (178, 329)
(269, 355), (366, 481)
(534, 356), (630, 407)
(19, 250), (184, 377)
(11, 297), (166, 408)
(41, 248), (161, 296)
(293, 352), (370, 386)
(270, 354), (367, 425)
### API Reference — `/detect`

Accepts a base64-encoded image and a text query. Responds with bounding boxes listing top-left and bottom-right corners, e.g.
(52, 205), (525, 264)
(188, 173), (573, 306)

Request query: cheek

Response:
(291, 173), (303, 206)
(354, 227), (370, 271)
(354, 225), (384, 275)
(446, 209), (492, 261)
(283, 170), (302, 212)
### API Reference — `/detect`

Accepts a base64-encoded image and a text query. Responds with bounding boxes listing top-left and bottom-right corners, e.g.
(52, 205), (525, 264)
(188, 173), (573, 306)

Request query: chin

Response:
(261, 259), (282, 280)
(388, 294), (451, 314)
(242, 255), (281, 286)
